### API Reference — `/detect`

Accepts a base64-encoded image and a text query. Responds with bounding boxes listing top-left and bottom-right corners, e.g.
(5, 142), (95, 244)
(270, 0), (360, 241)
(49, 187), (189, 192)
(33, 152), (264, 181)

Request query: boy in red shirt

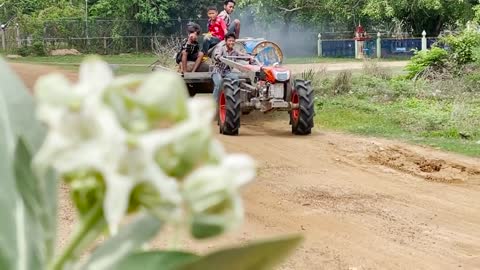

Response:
(202, 6), (227, 54)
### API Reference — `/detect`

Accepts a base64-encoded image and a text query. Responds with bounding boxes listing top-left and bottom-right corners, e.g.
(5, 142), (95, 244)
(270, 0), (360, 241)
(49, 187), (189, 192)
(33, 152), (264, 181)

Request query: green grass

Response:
(7, 53), (159, 65)
(315, 95), (480, 157)
(7, 53), (157, 75)
(5, 53), (409, 67)
(9, 54), (360, 66)
(284, 56), (409, 64)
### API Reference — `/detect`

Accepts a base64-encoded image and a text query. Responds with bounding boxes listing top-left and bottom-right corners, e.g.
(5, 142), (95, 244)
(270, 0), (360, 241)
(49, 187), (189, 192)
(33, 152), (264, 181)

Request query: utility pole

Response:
(85, 0), (89, 45)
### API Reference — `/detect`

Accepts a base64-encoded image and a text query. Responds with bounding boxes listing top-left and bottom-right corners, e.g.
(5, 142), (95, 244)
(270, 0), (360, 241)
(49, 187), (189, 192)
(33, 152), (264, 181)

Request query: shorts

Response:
(228, 22), (236, 34)
(176, 50), (199, 64)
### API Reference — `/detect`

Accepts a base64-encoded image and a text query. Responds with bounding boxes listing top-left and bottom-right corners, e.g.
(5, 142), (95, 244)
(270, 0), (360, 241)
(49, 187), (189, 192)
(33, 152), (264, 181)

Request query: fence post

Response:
(317, 33), (322, 57)
(421, 30), (427, 51)
(16, 23), (21, 48)
(151, 35), (154, 51)
(103, 36), (107, 54)
(376, 32), (381, 58)
(354, 39), (358, 59)
(1, 29), (5, 51)
(135, 24), (139, 53)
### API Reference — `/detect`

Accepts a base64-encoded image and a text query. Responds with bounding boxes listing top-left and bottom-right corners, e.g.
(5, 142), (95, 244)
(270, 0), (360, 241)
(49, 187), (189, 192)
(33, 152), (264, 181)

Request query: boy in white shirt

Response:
(218, 0), (241, 38)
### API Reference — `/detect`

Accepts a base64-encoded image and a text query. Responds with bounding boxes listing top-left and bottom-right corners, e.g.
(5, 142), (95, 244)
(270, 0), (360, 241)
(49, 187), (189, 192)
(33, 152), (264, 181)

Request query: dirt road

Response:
(9, 62), (480, 270)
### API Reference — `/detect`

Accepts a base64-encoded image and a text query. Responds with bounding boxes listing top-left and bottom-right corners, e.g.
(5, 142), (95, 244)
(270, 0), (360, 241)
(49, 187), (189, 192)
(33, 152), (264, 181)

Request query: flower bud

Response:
(134, 71), (189, 124)
(182, 154), (256, 239)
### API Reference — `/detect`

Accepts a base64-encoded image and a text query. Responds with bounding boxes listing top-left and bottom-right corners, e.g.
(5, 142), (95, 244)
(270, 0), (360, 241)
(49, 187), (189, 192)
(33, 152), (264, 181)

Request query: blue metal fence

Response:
(380, 38), (436, 58)
(240, 31), (438, 59)
(320, 37), (437, 58)
(322, 39), (355, 57)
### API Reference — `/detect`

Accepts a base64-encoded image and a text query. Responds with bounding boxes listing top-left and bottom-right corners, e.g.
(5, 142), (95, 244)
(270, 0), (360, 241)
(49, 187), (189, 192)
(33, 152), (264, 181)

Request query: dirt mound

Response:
(50, 49), (82, 56)
(368, 146), (480, 184)
(6, 54), (22, 59)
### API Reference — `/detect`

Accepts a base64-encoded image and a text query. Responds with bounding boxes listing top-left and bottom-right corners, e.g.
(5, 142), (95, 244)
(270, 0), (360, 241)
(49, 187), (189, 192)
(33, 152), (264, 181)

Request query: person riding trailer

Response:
(202, 6), (228, 56)
(211, 32), (253, 103)
(175, 22), (206, 73)
(218, 0), (241, 38)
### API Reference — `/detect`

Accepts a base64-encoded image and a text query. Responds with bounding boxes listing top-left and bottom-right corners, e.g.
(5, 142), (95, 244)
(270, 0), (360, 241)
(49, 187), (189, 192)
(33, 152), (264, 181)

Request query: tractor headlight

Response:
(273, 70), (290, 82)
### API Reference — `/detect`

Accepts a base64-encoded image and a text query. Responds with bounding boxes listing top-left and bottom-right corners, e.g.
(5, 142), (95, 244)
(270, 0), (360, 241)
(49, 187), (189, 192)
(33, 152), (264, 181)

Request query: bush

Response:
(16, 46), (31, 57)
(31, 41), (46, 56)
(439, 29), (480, 65)
(404, 47), (449, 79)
(332, 71), (352, 95)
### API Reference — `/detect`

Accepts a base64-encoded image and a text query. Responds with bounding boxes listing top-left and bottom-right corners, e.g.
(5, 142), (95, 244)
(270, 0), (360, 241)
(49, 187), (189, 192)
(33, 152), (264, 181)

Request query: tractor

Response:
(152, 38), (315, 136)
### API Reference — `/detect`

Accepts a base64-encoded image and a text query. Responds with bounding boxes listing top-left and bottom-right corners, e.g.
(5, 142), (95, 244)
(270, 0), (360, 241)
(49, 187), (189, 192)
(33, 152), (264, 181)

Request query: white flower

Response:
(133, 71), (190, 123)
(33, 58), (183, 234)
(32, 56), (257, 238)
(100, 144), (181, 234)
(143, 97), (218, 178)
(103, 71), (191, 133)
(182, 154), (256, 238)
(33, 58), (122, 173)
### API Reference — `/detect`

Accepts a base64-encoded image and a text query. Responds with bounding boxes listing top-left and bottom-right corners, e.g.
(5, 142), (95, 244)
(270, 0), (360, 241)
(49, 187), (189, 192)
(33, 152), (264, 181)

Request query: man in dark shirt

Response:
(176, 22), (204, 73)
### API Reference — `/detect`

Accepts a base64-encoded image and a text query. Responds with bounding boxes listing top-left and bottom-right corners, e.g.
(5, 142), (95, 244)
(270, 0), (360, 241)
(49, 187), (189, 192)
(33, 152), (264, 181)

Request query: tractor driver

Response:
(218, 0), (241, 38)
(211, 32), (253, 103)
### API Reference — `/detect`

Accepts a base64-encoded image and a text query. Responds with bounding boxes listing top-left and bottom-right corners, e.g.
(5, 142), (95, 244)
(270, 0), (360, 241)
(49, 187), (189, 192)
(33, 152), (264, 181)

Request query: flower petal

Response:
(34, 73), (74, 106)
(78, 57), (114, 95)
(134, 71), (188, 122)
(102, 170), (136, 235)
(222, 154), (256, 188)
(186, 97), (216, 124)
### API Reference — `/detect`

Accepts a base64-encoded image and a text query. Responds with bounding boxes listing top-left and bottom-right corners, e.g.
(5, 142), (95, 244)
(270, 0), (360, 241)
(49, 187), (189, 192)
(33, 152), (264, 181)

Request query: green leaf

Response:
(13, 138), (50, 267)
(0, 57), (55, 269)
(115, 251), (199, 270)
(0, 58), (47, 152)
(82, 213), (163, 270)
(191, 219), (224, 239)
(179, 234), (303, 270)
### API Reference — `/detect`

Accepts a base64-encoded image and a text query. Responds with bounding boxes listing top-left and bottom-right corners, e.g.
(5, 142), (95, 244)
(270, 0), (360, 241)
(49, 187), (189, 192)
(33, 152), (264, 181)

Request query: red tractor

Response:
(155, 38), (315, 136)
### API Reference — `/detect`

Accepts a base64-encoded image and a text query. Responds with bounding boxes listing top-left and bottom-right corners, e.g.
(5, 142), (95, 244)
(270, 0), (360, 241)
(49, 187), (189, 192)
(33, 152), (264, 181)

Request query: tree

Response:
(89, 0), (175, 24)
(237, 0), (478, 36)
(361, 0), (478, 35)
(237, 0), (326, 33)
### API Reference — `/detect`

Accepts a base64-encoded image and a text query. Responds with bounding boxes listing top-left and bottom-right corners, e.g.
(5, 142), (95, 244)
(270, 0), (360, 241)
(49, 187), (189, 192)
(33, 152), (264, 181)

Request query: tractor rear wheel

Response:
(290, 79), (314, 135)
(218, 77), (241, 135)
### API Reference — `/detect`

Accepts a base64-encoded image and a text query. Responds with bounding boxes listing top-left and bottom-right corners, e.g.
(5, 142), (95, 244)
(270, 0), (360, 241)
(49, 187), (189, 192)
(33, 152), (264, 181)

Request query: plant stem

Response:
(49, 203), (104, 270)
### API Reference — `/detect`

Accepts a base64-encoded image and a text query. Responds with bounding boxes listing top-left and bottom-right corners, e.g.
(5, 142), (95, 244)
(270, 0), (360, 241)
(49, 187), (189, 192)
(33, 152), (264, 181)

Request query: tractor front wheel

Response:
(290, 79), (314, 135)
(218, 77), (241, 135)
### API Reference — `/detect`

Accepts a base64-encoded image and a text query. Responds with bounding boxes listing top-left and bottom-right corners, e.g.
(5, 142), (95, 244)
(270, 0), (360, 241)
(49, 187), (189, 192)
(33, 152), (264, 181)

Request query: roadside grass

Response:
(6, 54), (157, 75)
(5, 53), (409, 68)
(7, 53), (159, 65)
(284, 56), (409, 64)
(307, 65), (480, 157)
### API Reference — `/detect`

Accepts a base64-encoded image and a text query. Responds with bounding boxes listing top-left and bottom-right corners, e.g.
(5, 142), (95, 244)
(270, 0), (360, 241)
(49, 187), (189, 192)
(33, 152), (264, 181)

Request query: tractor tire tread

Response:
(292, 80), (315, 135)
(220, 78), (241, 135)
